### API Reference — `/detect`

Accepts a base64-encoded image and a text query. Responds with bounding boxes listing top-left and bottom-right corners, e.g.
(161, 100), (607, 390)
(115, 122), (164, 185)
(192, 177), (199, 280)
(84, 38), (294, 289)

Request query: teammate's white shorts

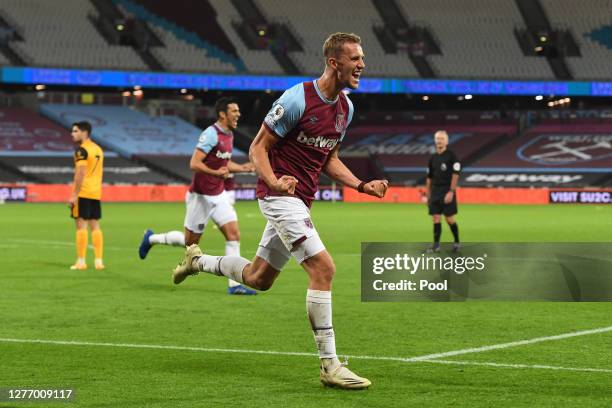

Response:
(256, 196), (326, 270)
(184, 190), (237, 234)
(226, 190), (236, 206)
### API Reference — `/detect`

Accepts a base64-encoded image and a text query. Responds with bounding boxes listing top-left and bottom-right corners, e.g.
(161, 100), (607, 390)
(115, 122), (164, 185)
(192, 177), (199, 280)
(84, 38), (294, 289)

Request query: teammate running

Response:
(139, 97), (256, 295)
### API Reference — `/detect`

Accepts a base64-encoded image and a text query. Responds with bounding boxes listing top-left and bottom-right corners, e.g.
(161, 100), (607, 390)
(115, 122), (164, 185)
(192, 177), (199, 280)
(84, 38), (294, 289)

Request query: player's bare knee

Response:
(312, 261), (335, 284)
(253, 276), (275, 291)
(226, 230), (240, 241)
(244, 260), (279, 291)
(445, 216), (455, 224)
(432, 215), (441, 223)
(246, 269), (276, 291)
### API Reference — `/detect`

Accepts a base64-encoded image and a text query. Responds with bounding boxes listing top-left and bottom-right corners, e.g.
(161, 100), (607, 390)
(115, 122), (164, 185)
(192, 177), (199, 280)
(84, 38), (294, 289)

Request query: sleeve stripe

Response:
(263, 122), (283, 139)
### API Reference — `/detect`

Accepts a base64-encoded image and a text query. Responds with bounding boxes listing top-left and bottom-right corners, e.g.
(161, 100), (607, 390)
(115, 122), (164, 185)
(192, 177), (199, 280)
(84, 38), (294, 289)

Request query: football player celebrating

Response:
(173, 33), (388, 389)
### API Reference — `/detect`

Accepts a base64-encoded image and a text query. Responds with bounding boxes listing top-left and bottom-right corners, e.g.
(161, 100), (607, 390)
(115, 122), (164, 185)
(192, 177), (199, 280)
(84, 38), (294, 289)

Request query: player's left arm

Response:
(227, 160), (254, 173)
(323, 145), (388, 198)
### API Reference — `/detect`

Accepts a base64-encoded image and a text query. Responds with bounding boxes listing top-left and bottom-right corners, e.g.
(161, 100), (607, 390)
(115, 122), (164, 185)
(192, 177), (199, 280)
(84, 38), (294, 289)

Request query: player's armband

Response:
(452, 162), (461, 173)
(75, 147), (88, 162)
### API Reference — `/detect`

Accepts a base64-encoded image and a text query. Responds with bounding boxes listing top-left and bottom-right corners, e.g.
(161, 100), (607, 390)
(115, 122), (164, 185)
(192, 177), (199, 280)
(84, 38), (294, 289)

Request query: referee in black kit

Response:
(426, 130), (461, 252)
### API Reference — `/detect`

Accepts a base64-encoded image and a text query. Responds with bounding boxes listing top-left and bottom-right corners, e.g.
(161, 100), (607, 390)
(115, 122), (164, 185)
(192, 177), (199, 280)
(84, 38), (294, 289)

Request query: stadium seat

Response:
(40, 104), (246, 158)
(254, 0), (419, 77)
(397, 0), (554, 79)
(0, 0), (147, 70)
(541, 0), (612, 79)
(208, 0), (285, 74)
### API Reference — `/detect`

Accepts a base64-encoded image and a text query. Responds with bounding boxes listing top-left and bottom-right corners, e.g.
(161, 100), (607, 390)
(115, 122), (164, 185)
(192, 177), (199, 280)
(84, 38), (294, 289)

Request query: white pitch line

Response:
(428, 359), (612, 373)
(11, 239), (127, 251)
(405, 326), (612, 361)
(0, 337), (319, 358)
(0, 332), (611, 374)
(10, 238), (359, 256)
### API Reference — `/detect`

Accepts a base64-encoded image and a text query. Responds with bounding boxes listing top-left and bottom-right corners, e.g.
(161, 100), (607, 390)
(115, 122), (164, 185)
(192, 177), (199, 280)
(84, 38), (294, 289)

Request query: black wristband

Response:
(357, 181), (366, 193)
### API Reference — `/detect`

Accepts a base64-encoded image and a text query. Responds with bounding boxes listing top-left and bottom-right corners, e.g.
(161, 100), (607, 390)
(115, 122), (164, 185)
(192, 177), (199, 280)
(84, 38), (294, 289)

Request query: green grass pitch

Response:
(1, 202), (611, 407)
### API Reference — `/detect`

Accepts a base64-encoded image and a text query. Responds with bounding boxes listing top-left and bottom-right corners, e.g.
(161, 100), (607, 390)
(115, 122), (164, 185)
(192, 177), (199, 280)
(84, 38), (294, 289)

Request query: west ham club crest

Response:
(335, 113), (346, 133)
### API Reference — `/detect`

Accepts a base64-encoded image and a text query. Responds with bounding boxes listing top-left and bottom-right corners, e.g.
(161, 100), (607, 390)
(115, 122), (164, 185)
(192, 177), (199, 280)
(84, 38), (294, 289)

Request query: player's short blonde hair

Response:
(323, 32), (361, 63)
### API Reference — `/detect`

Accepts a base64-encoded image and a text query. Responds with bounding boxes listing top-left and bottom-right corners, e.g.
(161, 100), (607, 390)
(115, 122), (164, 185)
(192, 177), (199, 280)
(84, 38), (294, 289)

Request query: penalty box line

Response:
(0, 325), (611, 374)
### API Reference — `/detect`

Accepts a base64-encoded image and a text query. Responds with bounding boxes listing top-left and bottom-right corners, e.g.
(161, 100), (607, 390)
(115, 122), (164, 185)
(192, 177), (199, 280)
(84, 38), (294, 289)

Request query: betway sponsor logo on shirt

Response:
(465, 173), (583, 184)
(215, 151), (232, 160)
(296, 132), (339, 150)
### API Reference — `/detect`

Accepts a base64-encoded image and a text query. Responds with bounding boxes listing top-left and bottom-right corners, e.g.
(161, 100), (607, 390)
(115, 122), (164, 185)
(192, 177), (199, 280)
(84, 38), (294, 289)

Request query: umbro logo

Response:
(309, 116), (318, 123)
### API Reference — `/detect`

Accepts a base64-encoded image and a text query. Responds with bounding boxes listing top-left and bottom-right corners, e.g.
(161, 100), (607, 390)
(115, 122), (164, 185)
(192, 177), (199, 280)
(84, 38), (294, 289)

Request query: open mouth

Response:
(352, 72), (361, 80)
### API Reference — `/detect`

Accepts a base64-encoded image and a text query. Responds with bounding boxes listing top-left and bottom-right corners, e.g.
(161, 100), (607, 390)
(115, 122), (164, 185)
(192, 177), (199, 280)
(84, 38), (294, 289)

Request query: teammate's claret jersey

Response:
(74, 138), (104, 200)
(258, 80), (354, 207)
(190, 124), (233, 196)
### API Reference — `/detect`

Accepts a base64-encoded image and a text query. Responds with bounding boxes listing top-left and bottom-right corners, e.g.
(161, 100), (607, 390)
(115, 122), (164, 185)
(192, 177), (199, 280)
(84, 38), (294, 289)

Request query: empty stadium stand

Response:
(0, 107), (74, 155)
(0, 0), (609, 81)
(208, 0), (285, 74)
(38, 103), (249, 184)
(0, 0), (147, 70)
(341, 123), (516, 185)
(254, 0), (420, 77)
(467, 122), (612, 187)
(541, 0), (612, 79)
(396, 0), (554, 79)
(115, 0), (242, 73)
(0, 106), (179, 184)
(40, 104), (236, 157)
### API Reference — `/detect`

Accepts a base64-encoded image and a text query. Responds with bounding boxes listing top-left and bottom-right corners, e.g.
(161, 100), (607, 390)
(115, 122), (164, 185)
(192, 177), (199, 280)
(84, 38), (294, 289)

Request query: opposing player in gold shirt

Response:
(69, 121), (104, 270)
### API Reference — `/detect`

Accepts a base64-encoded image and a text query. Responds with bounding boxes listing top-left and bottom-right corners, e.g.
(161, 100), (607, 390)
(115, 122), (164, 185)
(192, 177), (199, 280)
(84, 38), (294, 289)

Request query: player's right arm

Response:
(190, 127), (229, 179)
(69, 147), (87, 206)
(250, 84), (305, 194)
(425, 157), (433, 201)
(189, 149), (229, 178)
(249, 125), (297, 194)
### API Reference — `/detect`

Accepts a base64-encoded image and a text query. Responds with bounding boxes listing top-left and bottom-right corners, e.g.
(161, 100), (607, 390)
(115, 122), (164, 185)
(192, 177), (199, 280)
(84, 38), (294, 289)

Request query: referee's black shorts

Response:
(71, 197), (102, 220)
(428, 188), (458, 216)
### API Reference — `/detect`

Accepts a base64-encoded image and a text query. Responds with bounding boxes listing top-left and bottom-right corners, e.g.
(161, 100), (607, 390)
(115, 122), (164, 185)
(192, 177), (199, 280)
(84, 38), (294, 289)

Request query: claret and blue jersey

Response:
(190, 124), (233, 196)
(257, 80), (354, 207)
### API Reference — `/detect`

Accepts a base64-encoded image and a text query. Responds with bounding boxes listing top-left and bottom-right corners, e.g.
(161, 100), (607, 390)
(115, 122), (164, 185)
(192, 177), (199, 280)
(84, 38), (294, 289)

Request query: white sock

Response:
(77, 257), (85, 264)
(149, 231), (185, 247)
(197, 254), (249, 283)
(225, 241), (241, 287)
(306, 289), (337, 360)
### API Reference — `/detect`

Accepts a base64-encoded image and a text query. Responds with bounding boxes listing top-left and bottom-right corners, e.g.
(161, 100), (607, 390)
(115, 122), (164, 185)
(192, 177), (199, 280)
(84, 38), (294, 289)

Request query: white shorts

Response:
(255, 196), (326, 270)
(184, 190), (238, 234)
(226, 190), (236, 206)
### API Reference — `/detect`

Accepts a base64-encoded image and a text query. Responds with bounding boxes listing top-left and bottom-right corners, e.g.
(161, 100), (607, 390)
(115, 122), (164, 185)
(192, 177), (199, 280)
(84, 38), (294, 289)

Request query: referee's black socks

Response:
(433, 223), (442, 243)
(448, 222), (460, 243)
